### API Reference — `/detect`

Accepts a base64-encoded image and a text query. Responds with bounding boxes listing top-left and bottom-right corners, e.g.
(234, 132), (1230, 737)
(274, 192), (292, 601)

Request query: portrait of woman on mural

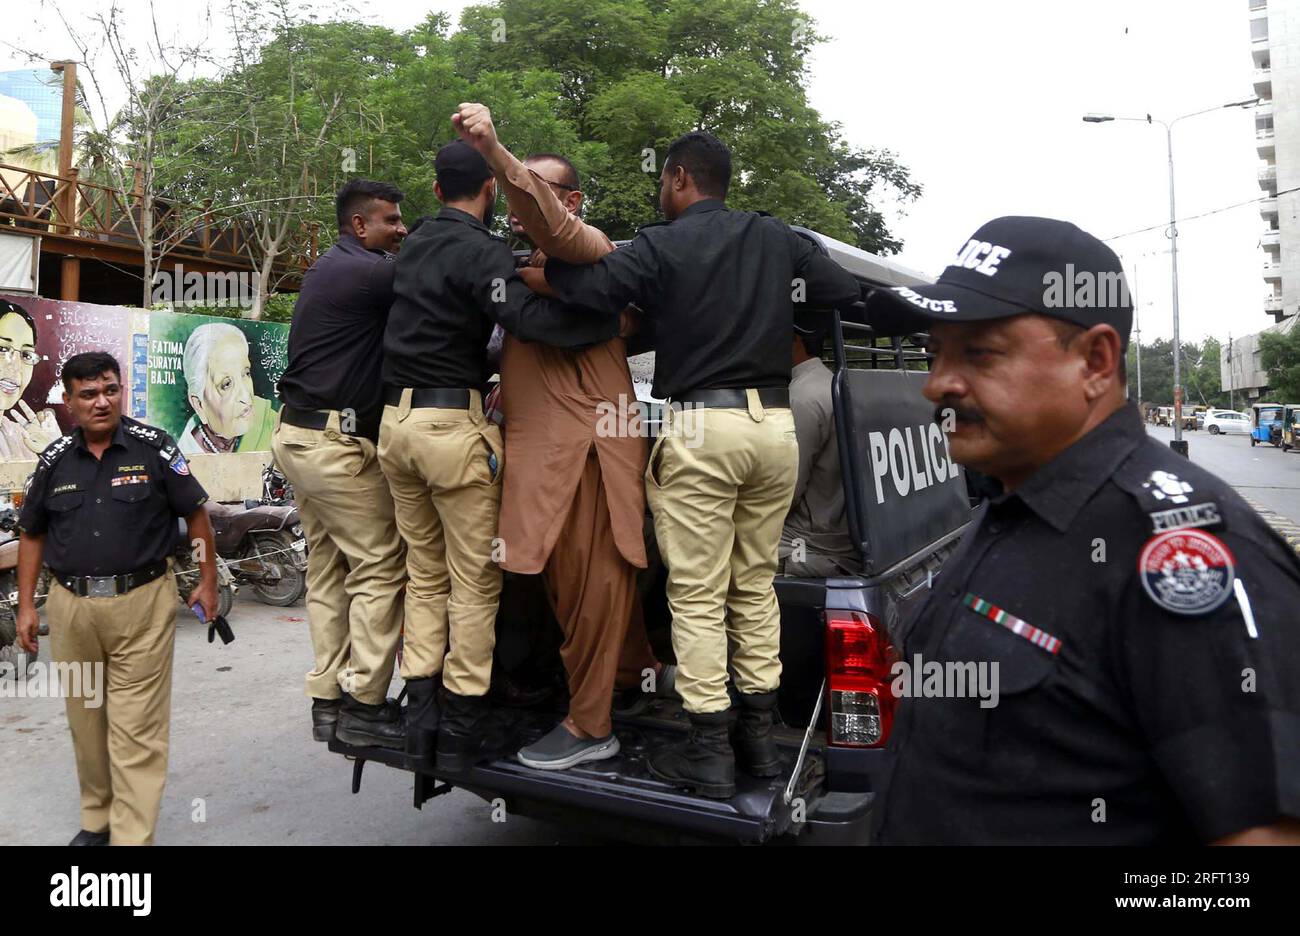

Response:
(0, 298), (60, 461)
(179, 322), (276, 455)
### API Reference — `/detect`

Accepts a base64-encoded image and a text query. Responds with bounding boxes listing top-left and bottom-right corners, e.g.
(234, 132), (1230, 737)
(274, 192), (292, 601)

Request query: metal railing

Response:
(0, 162), (317, 274)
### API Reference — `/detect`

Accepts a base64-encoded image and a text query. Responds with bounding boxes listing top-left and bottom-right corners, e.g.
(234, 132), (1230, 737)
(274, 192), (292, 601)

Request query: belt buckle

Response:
(86, 576), (117, 598)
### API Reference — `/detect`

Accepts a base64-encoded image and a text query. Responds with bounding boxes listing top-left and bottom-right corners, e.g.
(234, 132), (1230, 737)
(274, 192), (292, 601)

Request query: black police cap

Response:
(864, 216), (1133, 348)
(435, 140), (492, 192)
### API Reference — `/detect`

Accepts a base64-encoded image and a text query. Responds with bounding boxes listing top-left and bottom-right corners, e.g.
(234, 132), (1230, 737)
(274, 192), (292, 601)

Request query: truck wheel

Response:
(247, 532), (304, 606)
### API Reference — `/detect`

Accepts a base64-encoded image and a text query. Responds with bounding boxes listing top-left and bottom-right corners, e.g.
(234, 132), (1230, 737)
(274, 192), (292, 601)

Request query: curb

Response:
(1238, 494), (1300, 557)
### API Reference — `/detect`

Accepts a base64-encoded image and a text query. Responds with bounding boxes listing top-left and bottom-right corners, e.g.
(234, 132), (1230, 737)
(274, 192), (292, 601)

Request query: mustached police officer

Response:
(865, 217), (1300, 844)
(532, 131), (862, 798)
(16, 351), (218, 846)
(380, 141), (621, 771)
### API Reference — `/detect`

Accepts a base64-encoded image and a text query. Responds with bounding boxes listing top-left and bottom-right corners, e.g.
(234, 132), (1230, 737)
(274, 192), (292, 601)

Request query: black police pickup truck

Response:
(329, 230), (974, 844)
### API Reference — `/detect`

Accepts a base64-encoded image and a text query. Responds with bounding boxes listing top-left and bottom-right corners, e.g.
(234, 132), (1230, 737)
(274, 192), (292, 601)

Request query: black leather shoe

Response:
(312, 697), (342, 742)
(647, 710), (736, 799)
(68, 829), (109, 846)
(404, 676), (442, 765)
(436, 691), (517, 772)
(732, 691), (782, 778)
(335, 697), (407, 750)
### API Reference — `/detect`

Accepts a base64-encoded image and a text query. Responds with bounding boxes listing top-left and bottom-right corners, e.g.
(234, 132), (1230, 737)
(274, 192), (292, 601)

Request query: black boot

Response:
(335, 696), (407, 750)
(311, 697), (342, 742)
(733, 691), (782, 778)
(404, 676), (442, 764)
(435, 691), (516, 772)
(646, 710), (736, 799)
(68, 829), (109, 846)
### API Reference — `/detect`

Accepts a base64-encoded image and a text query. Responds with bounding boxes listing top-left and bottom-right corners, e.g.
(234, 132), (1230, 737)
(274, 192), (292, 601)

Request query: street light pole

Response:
(1165, 121), (1184, 453)
(1083, 97), (1258, 456)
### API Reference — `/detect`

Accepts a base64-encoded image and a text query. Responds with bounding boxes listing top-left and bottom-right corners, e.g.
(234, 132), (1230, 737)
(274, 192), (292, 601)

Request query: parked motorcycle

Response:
(0, 507), (50, 672)
(172, 519), (237, 620)
(262, 459), (294, 506)
(208, 500), (307, 606)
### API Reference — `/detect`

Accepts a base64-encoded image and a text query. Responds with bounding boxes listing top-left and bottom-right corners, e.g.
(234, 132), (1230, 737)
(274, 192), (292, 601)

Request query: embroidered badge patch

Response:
(961, 593), (1062, 655)
(1142, 470), (1194, 505)
(1138, 528), (1236, 616)
(169, 454), (190, 476)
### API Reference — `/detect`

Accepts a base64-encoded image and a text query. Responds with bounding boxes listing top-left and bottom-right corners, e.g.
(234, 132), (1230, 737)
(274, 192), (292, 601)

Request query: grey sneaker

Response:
(612, 664), (681, 717)
(516, 722), (620, 771)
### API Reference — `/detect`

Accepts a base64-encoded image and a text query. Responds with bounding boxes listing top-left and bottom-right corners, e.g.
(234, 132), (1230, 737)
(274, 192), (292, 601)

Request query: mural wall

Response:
(0, 294), (287, 463)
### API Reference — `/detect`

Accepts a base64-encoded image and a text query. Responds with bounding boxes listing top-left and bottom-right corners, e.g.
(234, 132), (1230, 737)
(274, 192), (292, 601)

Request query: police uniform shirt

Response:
(874, 403), (1300, 845)
(18, 418), (209, 577)
(278, 233), (396, 420)
(543, 199), (862, 400)
(382, 207), (620, 390)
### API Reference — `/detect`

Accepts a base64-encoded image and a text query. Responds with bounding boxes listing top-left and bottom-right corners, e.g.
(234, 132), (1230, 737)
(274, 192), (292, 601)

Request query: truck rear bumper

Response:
(328, 702), (828, 844)
(801, 791), (875, 845)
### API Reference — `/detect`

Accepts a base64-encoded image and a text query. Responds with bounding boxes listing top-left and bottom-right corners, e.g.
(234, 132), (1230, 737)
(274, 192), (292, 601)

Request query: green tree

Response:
(1127, 336), (1230, 409)
(448, 0), (920, 249)
(1260, 326), (1300, 401)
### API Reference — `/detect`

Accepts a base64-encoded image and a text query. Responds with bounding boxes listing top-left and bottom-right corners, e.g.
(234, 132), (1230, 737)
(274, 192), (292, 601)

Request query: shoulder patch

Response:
(1138, 528), (1236, 616)
(122, 418), (168, 449)
(37, 434), (74, 469)
(1114, 450), (1228, 535)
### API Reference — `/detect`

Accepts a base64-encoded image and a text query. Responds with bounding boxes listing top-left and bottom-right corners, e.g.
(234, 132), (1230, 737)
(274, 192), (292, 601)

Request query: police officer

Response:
(529, 131), (862, 798)
(15, 351), (218, 846)
(864, 216), (1300, 844)
(380, 141), (620, 771)
(273, 178), (409, 748)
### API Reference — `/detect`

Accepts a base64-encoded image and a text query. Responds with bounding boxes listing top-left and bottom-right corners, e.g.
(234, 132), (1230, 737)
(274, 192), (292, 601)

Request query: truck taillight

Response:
(824, 610), (896, 748)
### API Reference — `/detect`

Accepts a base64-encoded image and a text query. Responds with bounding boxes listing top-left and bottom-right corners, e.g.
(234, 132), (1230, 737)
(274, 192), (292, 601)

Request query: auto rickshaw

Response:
(1282, 405), (1300, 452)
(1251, 402), (1286, 447)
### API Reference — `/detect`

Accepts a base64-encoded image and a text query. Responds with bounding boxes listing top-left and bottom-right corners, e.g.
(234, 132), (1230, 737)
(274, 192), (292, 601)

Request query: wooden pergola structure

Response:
(0, 62), (316, 302)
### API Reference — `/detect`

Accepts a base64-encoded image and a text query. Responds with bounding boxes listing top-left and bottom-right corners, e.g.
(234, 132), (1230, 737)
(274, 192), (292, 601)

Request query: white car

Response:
(1204, 410), (1250, 435)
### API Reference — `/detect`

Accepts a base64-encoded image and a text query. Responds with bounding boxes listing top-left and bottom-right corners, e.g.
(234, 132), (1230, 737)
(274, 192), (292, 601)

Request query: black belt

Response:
(54, 560), (169, 598)
(280, 405), (379, 441)
(673, 387), (790, 409)
(383, 387), (472, 409)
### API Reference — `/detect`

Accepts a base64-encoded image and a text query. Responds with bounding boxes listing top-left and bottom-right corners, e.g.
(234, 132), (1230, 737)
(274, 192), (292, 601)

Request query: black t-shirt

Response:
(544, 199), (862, 400)
(18, 418), (209, 576)
(278, 233), (396, 420)
(873, 404), (1300, 844)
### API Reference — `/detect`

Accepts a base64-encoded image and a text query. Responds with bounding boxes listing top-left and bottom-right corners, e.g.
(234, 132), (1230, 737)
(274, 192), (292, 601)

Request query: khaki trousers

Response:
(48, 572), (177, 846)
(645, 393), (798, 714)
(543, 448), (658, 737)
(271, 412), (407, 705)
(378, 390), (503, 696)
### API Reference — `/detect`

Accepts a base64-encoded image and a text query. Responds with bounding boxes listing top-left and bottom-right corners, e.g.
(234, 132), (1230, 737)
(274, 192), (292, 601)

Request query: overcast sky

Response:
(8, 0), (1268, 344)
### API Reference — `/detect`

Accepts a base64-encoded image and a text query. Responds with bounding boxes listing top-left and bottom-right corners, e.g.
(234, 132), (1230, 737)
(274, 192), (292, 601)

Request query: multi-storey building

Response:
(1253, 0), (1299, 323)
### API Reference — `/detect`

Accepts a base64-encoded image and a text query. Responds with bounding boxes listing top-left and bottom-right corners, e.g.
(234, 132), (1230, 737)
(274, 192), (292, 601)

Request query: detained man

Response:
(779, 318), (861, 577)
(452, 103), (670, 771)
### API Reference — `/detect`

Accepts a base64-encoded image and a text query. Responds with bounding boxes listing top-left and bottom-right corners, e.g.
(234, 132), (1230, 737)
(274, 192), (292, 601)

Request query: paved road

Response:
(1147, 424), (1300, 531)
(1, 595), (600, 846)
